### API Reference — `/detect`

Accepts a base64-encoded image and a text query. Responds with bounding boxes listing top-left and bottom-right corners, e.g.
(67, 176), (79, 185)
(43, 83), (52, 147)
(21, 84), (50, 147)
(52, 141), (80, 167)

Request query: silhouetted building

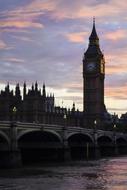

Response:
(0, 82), (82, 126)
(0, 20), (115, 128)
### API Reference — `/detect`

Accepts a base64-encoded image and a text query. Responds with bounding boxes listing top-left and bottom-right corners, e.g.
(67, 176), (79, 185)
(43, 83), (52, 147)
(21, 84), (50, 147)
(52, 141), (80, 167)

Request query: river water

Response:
(0, 157), (127, 190)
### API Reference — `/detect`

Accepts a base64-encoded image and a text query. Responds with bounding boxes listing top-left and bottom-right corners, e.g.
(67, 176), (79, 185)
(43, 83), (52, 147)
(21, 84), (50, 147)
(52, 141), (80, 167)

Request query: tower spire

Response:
(93, 16), (95, 24)
(89, 17), (99, 46)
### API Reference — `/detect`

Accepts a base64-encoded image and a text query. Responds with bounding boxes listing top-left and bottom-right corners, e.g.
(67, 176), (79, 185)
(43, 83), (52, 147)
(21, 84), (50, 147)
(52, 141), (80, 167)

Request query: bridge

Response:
(0, 121), (127, 167)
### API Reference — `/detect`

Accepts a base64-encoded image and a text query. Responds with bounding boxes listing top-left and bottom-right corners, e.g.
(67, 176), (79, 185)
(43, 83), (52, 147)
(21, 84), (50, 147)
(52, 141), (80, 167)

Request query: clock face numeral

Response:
(86, 62), (96, 72)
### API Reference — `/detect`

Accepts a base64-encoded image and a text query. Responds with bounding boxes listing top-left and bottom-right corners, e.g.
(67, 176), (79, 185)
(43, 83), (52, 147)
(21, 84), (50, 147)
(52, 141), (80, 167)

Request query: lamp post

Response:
(62, 114), (70, 161)
(113, 124), (116, 129)
(10, 106), (18, 152)
(113, 123), (118, 156)
(94, 120), (97, 129)
(93, 120), (97, 145)
(12, 106), (17, 122)
(63, 114), (67, 138)
(113, 112), (116, 146)
(93, 119), (100, 159)
(63, 113), (67, 130)
(113, 124), (116, 144)
(63, 114), (67, 122)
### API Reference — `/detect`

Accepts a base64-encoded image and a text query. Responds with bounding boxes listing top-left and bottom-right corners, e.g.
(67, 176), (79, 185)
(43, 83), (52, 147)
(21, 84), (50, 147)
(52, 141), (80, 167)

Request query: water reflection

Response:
(0, 157), (127, 190)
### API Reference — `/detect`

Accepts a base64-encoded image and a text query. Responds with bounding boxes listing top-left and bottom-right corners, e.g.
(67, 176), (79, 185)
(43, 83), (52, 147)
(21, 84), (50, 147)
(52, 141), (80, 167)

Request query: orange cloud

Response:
(27, 0), (55, 12)
(105, 30), (127, 41)
(65, 32), (88, 43)
(0, 40), (13, 50)
(104, 49), (127, 74)
(0, 21), (43, 29)
(2, 58), (25, 64)
(51, 0), (127, 20)
(0, 40), (7, 49)
(0, 28), (30, 34)
(105, 86), (127, 100)
(12, 35), (35, 43)
(106, 64), (127, 74)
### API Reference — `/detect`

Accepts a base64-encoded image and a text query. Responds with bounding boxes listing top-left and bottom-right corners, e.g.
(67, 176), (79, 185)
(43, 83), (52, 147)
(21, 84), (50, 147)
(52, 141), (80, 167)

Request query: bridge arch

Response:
(67, 132), (93, 142)
(67, 132), (94, 160)
(97, 135), (113, 157)
(116, 137), (127, 155)
(17, 129), (62, 143)
(97, 134), (112, 141)
(0, 131), (10, 152)
(18, 129), (63, 163)
(0, 131), (10, 145)
(116, 136), (127, 142)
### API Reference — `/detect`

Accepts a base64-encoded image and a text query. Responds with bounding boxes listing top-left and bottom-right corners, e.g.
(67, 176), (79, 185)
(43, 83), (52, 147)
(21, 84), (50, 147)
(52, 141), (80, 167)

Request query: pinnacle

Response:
(89, 18), (99, 42)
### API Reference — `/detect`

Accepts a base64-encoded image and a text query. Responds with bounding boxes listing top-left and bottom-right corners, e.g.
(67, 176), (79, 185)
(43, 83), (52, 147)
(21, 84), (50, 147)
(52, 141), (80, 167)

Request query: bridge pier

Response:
(7, 150), (21, 168)
(57, 147), (71, 162)
(0, 150), (22, 168)
(62, 140), (71, 161)
(6, 122), (22, 168)
(113, 135), (119, 156)
(63, 147), (71, 161)
(94, 145), (100, 159)
(93, 132), (100, 159)
(114, 145), (119, 156)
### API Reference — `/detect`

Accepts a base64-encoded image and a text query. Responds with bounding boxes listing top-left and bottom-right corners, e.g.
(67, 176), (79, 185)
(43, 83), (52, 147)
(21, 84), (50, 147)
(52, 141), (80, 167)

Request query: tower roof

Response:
(89, 18), (99, 45)
(84, 18), (103, 58)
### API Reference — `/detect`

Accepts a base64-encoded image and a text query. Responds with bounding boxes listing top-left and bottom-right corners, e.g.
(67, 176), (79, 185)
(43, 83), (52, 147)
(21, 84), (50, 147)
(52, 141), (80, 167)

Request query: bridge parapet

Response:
(0, 121), (126, 148)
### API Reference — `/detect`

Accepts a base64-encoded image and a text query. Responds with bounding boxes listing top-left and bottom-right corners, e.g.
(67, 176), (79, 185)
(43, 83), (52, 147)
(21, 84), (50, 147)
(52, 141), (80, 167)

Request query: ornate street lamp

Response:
(13, 106), (17, 113)
(93, 119), (99, 159)
(93, 120), (97, 144)
(63, 114), (67, 128)
(113, 123), (118, 155)
(113, 124), (117, 143)
(63, 114), (67, 120)
(94, 120), (97, 127)
(12, 106), (17, 122)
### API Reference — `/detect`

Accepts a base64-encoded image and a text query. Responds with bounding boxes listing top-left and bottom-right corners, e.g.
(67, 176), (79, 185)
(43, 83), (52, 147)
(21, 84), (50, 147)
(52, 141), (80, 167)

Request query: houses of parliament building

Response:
(0, 20), (125, 128)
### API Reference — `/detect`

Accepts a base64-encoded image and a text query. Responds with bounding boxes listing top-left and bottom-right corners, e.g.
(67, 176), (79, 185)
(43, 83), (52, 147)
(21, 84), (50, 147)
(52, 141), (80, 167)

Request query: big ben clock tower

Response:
(83, 19), (105, 126)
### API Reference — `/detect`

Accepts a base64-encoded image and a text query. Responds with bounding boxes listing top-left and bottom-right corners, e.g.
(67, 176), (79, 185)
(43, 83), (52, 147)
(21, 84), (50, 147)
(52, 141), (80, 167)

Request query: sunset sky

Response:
(0, 0), (127, 116)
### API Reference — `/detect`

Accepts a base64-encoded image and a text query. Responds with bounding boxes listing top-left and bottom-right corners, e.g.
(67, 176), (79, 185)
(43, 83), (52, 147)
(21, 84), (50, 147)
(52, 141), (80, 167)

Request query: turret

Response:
(43, 83), (46, 97)
(15, 83), (20, 97)
(32, 83), (34, 91)
(5, 82), (10, 94)
(23, 82), (26, 99)
(35, 81), (38, 91)
(72, 102), (75, 112)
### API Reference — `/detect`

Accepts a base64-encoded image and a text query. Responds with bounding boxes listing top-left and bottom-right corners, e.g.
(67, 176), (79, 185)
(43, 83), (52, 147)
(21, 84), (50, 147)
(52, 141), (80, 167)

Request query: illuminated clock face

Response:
(86, 62), (96, 72)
